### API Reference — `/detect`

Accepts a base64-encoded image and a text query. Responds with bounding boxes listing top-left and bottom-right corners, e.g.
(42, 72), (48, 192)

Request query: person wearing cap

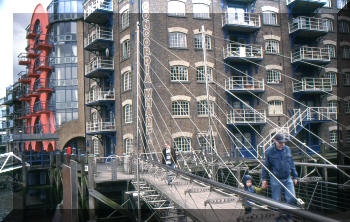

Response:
(261, 133), (298, 205)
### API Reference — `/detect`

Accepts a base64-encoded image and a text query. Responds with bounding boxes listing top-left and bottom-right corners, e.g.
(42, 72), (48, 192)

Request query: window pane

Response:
(168, 1), (186, 16)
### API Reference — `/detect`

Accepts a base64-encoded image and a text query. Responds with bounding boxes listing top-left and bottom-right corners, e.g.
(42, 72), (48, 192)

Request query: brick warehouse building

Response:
(3, 0), (349, 165)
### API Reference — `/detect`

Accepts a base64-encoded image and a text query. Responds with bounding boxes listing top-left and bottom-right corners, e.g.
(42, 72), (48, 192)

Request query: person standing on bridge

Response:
(162, 143), (177, 185)
(261, 133), (298, 205)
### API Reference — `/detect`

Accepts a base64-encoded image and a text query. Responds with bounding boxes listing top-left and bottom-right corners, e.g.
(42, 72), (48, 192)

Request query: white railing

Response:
(222, 12), (260, 28)
(83, 0), (113, 19)
(85, 56), (114, 75)
(291, 46), (330, 63)
(223, 44), (263, 59)
(84, 26), (113, 47)
(286, 0), (327, 6)
(86, 88), (115, 104)
(86, 120), (116, 133)
(304, 107), (337, 121)
(289, 16), (329, 33)
(225, 76), (264, 91)
(292, 78), (332, 93)
(226, 109), (266, 124)
(257, 106), (336, 156)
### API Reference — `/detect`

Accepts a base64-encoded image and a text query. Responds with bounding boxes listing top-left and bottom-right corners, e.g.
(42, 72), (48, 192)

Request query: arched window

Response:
(121, 10), (129, 30)
(323, 71), (337, 85)
(194, 34), (211, 49)
(169, 32), (187, 48)
(124, 104), (132, 123)
(122, 71), (132, 91)
(121, 39), (130, 59)
(197, 100), (214, 116)
(262, 11), (278, 25)
(268, 100), (283, 115)
(265, 39), (280, 54)
(173, 136), (191, 152)
(124, 138), (133, 153)
(170, 66), (188, 81)
(325, 44), (336, 58)
(196, 66), (213, 82)
(93, 138), (99, 155)
(193, 2), (210, 19)
(168, 0), (186, 16)
(266, 69), (281, 84)
(172, 100), (190, 116)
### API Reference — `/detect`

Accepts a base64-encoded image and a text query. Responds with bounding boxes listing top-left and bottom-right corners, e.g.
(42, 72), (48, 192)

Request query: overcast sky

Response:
(0, 0), (52, 97)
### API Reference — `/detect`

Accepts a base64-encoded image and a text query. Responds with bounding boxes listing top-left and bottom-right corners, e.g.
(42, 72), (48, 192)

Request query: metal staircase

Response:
(256, 107), (336, 157)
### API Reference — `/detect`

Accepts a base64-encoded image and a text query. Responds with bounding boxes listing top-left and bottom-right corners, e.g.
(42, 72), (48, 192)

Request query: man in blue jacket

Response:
(261, 133), (298, 205)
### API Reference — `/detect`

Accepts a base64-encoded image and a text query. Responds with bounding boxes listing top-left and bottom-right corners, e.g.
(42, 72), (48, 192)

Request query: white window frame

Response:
(194, 34), (211, 49)
(122, 71), (132, 91)
(329, 130), (338, 143)
(168, 0), (186, 17)
(325, 44), (336, 58)
(125, 138), (133, 154)
(198, 135), (215, 152)
(328, 100), (338, 112)
(170, 65), (188, 82)
(196, 66), (213, 82)
(172, 100), (190, 117)
(268, 100), (283, 115)
(262, 12), (278, 25)
(323, 0), (332, 7)
(343, 73), (350, 86)
(124, 104), (132, 123)
(197, 100), (214, 116)
(324, 72), (337, 85)
(265, 39), (280, 54)
(193, 3), (210, 19)
(173, 136), (191, 152)
(343, 46), (350, 59)
(169, 32), (187, 48)
(121, 10), (129, 30)
(266, 69), (281, 84)
(345, 101), (350, 113)
(121, 39), (130, 60)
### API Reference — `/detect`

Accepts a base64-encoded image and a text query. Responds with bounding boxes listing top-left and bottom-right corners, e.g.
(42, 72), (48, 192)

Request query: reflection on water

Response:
(0, 175), (14, 221)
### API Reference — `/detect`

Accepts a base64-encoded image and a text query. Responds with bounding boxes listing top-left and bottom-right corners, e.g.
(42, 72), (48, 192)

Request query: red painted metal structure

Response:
(18, 4), (55, 152)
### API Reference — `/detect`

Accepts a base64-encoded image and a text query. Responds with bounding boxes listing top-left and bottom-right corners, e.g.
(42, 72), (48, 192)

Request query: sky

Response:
(0, 0), (52, 98)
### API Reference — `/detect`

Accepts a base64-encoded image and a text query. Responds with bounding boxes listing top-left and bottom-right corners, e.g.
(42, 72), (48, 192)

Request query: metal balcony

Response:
(85, 88), (115, 106)
(26, 48), (40, 58)
(33, 101), (55, 114)
(34, 38), (53, 51)
(225, 76), (264, 93)
(18, 53), (31, 66)
(226, 109), (266, 125)
(34, 57), (53, 71)
(85, 56), (114, 78)
(34, 78), (54, 93)
(223, 44), (263, 62)
(292, 78), (332, 94)
(13, 124), (58, 141)
(286, 0), (327, 14)
(86, 121), (116, 135)
(17, 108), (32, 119)
(289, 17), (329, 38)
(17, 71), (30, 84)
(291, 47), (330, 65)
(84, 26), (113, 51)
(302, 107), (337, 122)
(83, 0), (113, 24)
(25, 24), (38, 39)
(222, 13), (260, 32)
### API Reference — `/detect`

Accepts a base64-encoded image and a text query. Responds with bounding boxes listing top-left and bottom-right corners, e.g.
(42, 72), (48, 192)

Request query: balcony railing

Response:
(86, 88), (115, 104)
(289, 16), (329, 34)
(34, 78), (55, 91)
(302, 107), (337, 121)
(35, 57), (53, 71)
(86, 121), (116, 134)
(291, 47), (330, 63)
(227, 109), (266, 124)
(222, 13), (260, 29)
(292, 78), (332, 93)
(49, 56), (78, 65)
(25, 24), (38, 39)
(17, 71), (30, 83)
(33, 101), (55, 113)
(85, 56), (114, 77)
(18, 53), (30, 65)
(83, 0), (113, 20)
(223, 44), (263, 60)
(225, 76), (264, 92)
(84, 26), (113, 49)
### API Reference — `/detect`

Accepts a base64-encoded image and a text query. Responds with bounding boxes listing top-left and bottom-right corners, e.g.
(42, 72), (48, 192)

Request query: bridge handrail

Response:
(144, 160), (339, 222)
